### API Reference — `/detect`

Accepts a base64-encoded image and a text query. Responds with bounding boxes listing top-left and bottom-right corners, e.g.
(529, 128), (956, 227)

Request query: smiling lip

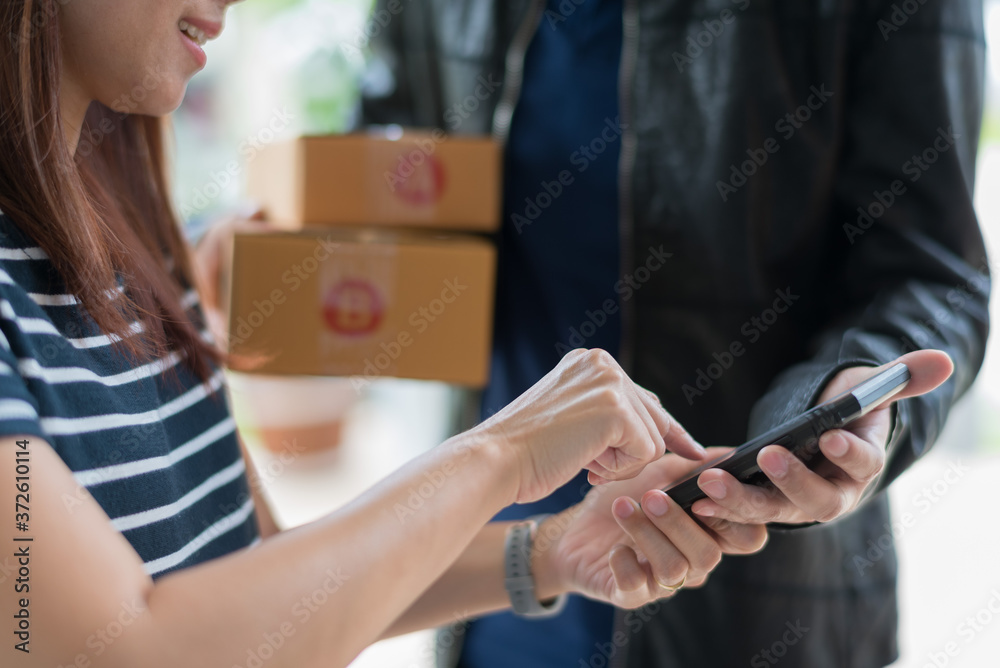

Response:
(179, 30), (208, 69)
(180, 17), (222, 40)
(178, 17), (222, 69)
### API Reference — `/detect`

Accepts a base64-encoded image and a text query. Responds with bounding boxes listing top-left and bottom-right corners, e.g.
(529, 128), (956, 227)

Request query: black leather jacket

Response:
(360, 1), (990, 666)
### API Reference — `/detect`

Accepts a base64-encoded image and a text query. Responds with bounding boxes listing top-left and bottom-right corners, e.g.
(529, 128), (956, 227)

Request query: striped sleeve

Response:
(0, 290), (47, 441)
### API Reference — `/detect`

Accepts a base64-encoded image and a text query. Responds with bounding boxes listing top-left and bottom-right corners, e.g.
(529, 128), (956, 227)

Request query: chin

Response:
(145, 82), (190, 116)
(100, 72), (189, 117)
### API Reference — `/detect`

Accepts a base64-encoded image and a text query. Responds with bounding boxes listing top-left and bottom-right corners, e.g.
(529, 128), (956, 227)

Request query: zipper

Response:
(491, 0), (546, 143)
(616, 0), (640, 376)
(611, 7), (641, 668)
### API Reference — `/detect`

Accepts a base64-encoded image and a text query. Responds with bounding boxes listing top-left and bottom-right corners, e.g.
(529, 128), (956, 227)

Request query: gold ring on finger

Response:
(658, 575), (686, 593)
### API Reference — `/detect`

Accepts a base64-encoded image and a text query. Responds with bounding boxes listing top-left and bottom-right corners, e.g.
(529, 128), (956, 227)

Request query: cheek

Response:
(62, 7), (195, 116)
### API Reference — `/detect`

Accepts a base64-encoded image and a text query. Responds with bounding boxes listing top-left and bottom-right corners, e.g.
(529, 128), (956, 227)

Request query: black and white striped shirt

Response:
(0, 212), (258, 577)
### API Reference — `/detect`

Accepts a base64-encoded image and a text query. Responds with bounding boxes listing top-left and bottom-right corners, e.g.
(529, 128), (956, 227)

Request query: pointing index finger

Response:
(634, 385), (706, 460)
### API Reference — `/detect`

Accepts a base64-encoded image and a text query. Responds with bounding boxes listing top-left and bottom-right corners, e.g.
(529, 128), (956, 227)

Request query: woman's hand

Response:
(534, 449), (768, 608)
(469, 348), (706, 505)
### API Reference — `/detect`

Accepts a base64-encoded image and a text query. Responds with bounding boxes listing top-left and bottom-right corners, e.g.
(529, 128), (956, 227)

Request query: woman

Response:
(0, 2), (947, 668)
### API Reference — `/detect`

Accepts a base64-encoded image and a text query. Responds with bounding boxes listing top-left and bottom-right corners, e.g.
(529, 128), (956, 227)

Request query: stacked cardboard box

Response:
(226, 128), (500, 387)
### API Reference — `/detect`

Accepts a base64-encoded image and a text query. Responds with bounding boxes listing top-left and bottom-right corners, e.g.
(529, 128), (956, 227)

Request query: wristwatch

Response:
(503, 514), (568, 618)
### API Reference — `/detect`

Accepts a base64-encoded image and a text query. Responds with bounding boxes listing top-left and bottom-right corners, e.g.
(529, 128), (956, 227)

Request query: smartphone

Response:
(663, 363), (910, 511)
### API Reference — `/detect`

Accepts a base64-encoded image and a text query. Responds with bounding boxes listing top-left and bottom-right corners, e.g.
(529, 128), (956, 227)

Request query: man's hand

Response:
(688, 349), (954, 525)
(190, 210), (271, 311)
(534, 449), (767, 610)
(189, 210), (274, 341)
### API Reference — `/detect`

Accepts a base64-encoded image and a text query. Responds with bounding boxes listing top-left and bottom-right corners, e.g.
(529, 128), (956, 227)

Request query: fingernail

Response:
(589, 472), (608, 486)
(644, 492), (670, 517)
(613, 498), (635, 519)
(762, 451), (788, 479)
(824, 433), (848, 457)
(701, 480), (727, 500)
(694, 505), (715, 517)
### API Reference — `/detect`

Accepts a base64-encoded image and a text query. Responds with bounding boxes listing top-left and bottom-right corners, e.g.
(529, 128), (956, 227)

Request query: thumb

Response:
(887, 349), (954, 402)
(818, 349), (953, 406)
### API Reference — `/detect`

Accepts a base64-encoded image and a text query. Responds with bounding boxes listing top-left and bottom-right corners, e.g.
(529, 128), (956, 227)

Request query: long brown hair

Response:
(0, 0), (220, 380)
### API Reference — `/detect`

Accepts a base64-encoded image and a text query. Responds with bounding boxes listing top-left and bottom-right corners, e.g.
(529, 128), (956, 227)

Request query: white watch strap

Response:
(503, 515), (568, 618)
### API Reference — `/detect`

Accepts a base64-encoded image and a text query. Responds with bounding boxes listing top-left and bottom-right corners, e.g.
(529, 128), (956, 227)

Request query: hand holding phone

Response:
(659, 350), (954, 526)
(663, 363), (911, 511)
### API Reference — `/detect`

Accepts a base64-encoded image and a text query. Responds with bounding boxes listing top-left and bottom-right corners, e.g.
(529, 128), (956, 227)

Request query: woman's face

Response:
(58, 0), (237, 116)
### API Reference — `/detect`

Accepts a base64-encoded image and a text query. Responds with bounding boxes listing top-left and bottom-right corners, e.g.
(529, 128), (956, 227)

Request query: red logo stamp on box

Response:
(392, 154), (446, 206)
(322, 279), (384, 336)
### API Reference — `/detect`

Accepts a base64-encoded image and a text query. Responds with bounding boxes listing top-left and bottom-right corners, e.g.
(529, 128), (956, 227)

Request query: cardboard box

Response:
(247, 129), (501, 231)
(225, 229), (496, 387)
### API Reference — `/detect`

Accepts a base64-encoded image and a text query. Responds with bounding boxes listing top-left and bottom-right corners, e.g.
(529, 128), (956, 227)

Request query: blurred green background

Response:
(172, 0), (371, 222)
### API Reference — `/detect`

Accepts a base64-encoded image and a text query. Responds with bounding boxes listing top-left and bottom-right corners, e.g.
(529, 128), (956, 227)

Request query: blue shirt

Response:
(0, 212), (259, 578)
(461, 1), (623, 666)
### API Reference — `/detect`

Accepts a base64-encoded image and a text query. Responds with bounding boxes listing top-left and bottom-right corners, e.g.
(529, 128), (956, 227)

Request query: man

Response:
(360, 0), (989, 666)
